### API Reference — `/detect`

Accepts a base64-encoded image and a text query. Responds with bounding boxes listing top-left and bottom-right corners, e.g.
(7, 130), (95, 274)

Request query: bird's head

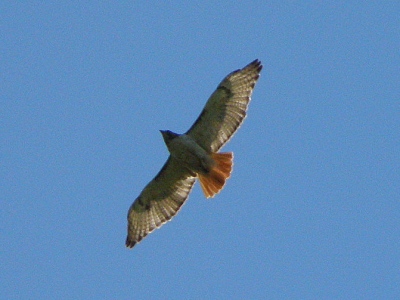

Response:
(160, 130), (179, 144)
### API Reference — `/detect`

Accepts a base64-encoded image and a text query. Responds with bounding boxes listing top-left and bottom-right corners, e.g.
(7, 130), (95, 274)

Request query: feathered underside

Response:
(126, 157), (195, 248)
(186, 59), (262, 152)
(126, 60), (262, 248)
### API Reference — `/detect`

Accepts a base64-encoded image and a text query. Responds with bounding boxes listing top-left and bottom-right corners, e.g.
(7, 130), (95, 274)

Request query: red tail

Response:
(198, 152), (233, 198)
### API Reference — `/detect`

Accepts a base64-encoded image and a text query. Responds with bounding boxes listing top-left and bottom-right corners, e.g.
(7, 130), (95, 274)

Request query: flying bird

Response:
(126, 59), (262, 248)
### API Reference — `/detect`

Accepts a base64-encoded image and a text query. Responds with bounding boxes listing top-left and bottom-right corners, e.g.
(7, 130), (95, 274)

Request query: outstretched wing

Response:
(126, 157), (196, 248)
(186, 59), (262, 152)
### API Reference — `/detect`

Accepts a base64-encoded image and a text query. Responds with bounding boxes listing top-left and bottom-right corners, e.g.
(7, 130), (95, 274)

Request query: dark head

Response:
(160, 130), (179, 144)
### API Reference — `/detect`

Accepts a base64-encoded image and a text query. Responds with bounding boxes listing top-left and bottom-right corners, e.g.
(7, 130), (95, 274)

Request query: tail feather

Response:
(198, 152), (233, 198)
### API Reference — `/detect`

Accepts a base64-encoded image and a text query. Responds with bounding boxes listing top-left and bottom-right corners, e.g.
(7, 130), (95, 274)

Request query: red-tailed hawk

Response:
(126, 60), (262, 248)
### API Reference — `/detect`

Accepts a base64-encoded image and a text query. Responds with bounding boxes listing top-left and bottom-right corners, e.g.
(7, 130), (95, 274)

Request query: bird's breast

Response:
(167, 134), (214, 174)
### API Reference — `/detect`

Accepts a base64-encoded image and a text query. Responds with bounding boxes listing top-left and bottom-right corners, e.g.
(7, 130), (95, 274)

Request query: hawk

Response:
(126, 59), (262, 248)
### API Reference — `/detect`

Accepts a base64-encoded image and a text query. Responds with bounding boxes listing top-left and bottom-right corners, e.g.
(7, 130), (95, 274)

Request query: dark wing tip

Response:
(248, 59), (263, 73)
(125, 236), (137, 249)
(225, 59), (263, 84)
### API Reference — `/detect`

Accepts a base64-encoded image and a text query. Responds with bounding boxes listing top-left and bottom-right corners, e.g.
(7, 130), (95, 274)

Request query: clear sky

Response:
(2, 2), (399, 299)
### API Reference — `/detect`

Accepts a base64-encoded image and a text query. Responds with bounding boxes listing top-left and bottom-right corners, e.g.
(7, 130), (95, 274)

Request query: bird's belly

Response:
(168, 135), (213, 174)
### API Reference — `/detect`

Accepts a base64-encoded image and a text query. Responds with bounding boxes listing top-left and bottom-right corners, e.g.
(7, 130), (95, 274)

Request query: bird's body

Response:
(161, 130), (233, 198)
(126, 60), (262, 248)
(161, 131), (213, 176)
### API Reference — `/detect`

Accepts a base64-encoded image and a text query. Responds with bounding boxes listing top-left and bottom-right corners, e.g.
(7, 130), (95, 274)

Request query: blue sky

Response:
(1, 2), (399, 299)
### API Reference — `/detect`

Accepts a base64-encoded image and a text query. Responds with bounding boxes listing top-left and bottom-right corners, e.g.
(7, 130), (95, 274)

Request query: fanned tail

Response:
(198, 152), (233, 198)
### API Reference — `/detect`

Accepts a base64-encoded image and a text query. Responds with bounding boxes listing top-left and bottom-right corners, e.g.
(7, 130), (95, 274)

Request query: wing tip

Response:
(125, 236), (138, 249)
(247, 59), (263, 73)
